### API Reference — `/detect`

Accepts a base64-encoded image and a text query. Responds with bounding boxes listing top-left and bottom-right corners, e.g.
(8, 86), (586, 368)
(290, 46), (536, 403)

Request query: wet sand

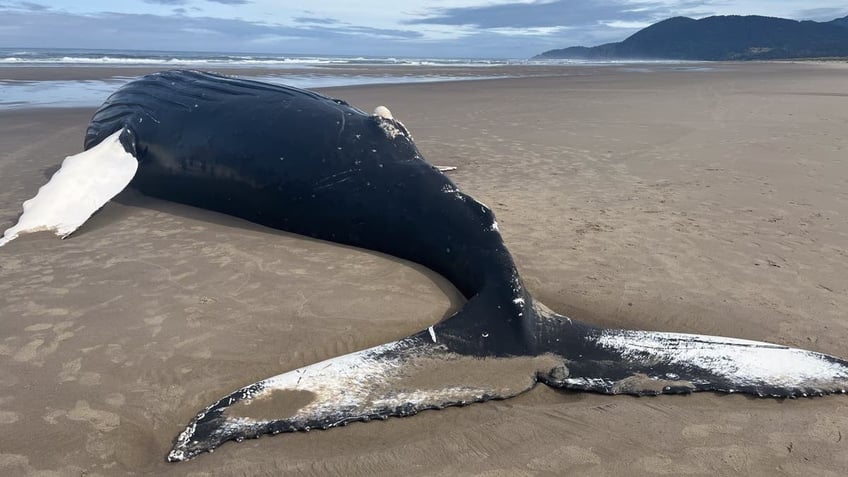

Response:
(1, 62), (847, 475)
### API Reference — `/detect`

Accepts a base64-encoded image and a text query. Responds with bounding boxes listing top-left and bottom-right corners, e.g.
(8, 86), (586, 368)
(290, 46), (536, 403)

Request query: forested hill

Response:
(534, 15), (848, 60)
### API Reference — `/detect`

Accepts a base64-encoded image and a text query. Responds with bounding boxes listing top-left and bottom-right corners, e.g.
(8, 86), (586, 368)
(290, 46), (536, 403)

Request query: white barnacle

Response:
(377, 121), (404, 139)
(372, 105), (413, 140)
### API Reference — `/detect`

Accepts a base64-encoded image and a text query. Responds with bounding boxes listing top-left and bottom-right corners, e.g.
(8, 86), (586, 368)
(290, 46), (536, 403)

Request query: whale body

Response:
(1, 70), (846, 462)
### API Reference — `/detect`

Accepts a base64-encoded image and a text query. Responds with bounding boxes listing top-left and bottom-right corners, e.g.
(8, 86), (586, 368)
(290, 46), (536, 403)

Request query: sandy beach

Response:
(1, 62), (847, 475)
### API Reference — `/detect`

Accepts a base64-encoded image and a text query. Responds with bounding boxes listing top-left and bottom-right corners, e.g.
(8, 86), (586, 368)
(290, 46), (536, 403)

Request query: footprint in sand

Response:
(0, 411), (19, 424)
(12, 320), (77, 366)
(143, 313), (168, 337)
(105, 343), (128, 365)
(58, 357), (102, 386)
(104, 393), (125, 407)
(12, 338), (44, 363)
(43, 400), (120, 433)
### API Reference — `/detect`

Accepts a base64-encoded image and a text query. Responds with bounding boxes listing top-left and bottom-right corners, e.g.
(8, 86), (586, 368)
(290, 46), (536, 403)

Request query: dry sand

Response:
(1, 62), (847, 475)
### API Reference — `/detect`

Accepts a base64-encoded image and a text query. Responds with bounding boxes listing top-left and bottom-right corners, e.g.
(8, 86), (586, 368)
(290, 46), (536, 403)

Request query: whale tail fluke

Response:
(167, 328), (556, 462)
(539, 315), (848, 398)
(0, 128), (137, 248)
(169, 305), (848, 461)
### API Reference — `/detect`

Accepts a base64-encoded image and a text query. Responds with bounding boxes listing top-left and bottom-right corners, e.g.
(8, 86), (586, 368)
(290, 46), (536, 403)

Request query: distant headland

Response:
(534, 14), (848, 61)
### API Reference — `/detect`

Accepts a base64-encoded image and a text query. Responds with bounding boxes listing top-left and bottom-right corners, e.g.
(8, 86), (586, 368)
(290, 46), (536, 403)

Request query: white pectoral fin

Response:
(0, 129), (137, 247)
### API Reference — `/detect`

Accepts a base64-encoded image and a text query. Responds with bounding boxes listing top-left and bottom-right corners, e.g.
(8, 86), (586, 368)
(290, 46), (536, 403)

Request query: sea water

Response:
(0, 48), (703, 109)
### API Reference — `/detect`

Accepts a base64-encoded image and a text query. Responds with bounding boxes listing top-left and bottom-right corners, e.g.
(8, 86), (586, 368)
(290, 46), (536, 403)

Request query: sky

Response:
(1, 1), (846, 58)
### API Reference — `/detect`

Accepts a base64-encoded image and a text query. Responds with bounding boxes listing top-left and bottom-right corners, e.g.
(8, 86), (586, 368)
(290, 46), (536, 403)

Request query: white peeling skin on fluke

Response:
(0, 129), (137, 247)
(561, 329), (848, 396)
(168, 336), (547, 462)
(168, 341), (412, 462)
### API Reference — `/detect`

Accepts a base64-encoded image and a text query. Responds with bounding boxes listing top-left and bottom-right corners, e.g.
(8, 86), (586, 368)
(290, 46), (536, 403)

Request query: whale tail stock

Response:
(168, 298), (848, 461)
(0, 128), (137, 248)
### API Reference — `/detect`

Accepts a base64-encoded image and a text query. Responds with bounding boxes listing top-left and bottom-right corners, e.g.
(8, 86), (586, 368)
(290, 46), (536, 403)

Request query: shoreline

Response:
(0, 61), (825, 111)
(0, 64), (583, 81)
(3, 58), (845, 82)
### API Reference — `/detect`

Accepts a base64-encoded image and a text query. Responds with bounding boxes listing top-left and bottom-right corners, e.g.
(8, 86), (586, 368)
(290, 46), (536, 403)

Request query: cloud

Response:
(408, 0), (694, 29)
(398, 0), (709, 51)
(13, 1), (49, 10)
(793, 7), (848, 21)
(293, 16), (340, 25)
(0, 4), (637, 58)
(205, 0), (251, 5)
(0, 9), (423, 55)
(7, 0), (842, 58)
(143, 0), (187, 5)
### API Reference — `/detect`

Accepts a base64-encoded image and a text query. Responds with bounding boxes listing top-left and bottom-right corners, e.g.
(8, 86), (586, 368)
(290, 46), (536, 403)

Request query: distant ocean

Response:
(0, 47), (531, 67)
(0, 48), (697, 109)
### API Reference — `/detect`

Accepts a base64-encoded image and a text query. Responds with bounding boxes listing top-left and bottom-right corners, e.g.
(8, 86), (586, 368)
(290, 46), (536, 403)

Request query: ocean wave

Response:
(0, 49), (520, 67)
